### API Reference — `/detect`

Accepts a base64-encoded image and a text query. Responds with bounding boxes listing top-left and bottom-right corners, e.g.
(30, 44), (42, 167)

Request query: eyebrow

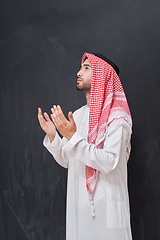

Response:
(81, 64), (91, 68)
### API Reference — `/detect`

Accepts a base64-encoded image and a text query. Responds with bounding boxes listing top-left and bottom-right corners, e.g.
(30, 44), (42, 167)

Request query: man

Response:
(38, 52), (132, 240)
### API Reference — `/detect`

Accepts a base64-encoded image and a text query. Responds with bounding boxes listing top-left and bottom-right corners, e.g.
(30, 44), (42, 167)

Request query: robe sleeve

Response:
(43, 118), (130, 175)
(43, 131), (69, 168)
(62, 121), (129, 175)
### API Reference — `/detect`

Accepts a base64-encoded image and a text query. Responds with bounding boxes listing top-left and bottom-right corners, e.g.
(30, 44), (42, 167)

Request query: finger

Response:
(50, 113), (56, 124)
(53, 105), (67, 131)
(57, 105), (66, 121)
(51, 106), (60, 120)
(38, 108), (42, 118)
(38, 111), (46, 127)
(38, 108), (43, 121)
(38, 107), (42, 114)
(50, 107), (55, 120)
(43, 112), (50, 122)
(68, 111), (74, 123)
(51, 106), (58, 121)
(50, 109), (59, 127)
(52, 105), (63, 123)
(51, 105), (56, 114)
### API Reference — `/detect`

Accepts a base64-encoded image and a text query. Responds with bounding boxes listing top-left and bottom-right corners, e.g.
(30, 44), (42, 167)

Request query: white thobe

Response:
(43, 105), (132, 240)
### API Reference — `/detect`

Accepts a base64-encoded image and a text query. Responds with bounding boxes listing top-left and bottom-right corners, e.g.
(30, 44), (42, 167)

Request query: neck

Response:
(85, 92), (90, 107)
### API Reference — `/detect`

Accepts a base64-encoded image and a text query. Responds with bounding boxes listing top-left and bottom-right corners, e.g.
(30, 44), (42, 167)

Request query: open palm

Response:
(38, 108), (56, 142)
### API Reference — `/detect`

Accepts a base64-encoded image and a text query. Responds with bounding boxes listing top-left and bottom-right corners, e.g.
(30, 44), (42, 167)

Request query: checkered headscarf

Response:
(81, 53), (132, 197)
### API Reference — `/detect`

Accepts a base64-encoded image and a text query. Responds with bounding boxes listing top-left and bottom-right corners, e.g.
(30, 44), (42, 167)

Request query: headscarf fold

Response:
(81, 53), (132, 202)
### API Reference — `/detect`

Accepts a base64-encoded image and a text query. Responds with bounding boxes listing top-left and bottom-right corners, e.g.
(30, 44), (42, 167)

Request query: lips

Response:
(77, 78), (82, 83)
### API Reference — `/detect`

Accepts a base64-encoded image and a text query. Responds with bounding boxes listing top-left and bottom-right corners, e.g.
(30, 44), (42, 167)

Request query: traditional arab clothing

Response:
(43, 52), (133, 240)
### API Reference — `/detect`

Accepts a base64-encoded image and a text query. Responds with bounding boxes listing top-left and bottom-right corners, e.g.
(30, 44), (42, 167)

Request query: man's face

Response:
(76, 58), (92, 93)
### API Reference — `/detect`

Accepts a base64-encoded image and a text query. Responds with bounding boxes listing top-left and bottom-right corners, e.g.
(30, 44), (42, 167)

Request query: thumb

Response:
(68, 111), (74, 123)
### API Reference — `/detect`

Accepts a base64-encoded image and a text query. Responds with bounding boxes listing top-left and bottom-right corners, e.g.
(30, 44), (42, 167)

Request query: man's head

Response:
(76, 53), (120, 94)
(76, 57), (92, 93)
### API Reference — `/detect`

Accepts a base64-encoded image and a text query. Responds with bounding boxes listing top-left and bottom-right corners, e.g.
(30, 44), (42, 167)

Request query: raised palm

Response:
(38, 108), (56, 142)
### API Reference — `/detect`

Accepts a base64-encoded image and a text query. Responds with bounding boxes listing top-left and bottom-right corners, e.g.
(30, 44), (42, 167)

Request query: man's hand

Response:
(38, 108), (56, 143)
(51, 105), (76, 140)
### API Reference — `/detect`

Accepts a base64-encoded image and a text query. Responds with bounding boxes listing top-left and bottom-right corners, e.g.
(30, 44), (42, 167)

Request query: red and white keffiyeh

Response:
(81, 53), (132, 204)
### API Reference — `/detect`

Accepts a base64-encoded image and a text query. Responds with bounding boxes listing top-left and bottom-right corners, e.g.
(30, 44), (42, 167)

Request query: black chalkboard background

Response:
(0, 0), (160, 239)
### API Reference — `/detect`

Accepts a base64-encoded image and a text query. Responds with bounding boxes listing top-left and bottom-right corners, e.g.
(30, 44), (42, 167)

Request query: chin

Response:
(76, 86), (80, 90)
(76, 85), (82, 91)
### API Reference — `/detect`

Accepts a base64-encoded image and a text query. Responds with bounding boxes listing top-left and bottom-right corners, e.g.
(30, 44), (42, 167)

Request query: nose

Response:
(77, 69), (82, 77)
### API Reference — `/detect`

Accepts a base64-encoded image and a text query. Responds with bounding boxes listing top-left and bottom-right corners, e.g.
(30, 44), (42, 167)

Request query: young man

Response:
(38, 52), (133, 240)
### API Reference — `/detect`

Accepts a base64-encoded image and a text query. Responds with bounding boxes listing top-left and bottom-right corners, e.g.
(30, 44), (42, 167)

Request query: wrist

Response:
(49, 133), (56, 143)
(66, 131), (76, 141)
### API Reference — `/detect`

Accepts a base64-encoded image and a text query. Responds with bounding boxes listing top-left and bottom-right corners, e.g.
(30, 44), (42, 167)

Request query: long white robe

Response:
(43, 105), (133, 240)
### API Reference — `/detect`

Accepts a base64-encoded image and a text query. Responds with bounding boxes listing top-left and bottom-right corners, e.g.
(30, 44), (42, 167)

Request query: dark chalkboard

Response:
(0, 0), (160, 239)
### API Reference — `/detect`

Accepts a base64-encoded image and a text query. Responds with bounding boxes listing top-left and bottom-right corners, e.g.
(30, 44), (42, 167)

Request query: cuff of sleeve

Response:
(43, 132), (59, 148)
(62, 131), (83, 153)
